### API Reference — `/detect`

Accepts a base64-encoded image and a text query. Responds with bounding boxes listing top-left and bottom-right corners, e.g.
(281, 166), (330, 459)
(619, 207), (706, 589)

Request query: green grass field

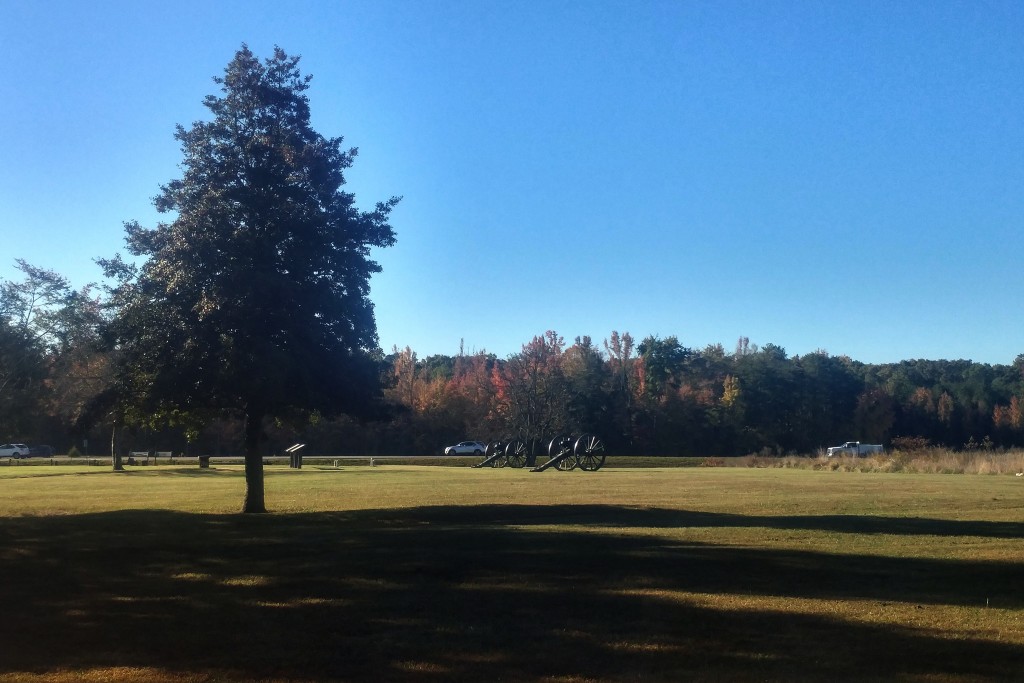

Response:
(1, 464), (1022, 682)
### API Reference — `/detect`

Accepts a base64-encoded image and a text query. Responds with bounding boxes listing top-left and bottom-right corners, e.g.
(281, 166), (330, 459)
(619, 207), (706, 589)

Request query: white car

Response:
(444, 441), (487, 456)
(0, 443), (30, 458)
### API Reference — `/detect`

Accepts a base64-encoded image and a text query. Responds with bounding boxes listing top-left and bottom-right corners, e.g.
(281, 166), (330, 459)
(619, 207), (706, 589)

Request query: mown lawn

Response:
(0, 464), (1021, 682)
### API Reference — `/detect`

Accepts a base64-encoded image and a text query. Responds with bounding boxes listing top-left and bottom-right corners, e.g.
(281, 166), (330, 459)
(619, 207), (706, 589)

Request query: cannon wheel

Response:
(484, 441), (507, 468)
(574, 434), (606, 471)
(505, 439), (529, 468)
(549, 435), (577, 471)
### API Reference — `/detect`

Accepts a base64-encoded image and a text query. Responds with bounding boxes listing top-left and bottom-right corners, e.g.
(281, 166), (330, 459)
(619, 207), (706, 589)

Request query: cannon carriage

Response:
(474, 434), (606, 472)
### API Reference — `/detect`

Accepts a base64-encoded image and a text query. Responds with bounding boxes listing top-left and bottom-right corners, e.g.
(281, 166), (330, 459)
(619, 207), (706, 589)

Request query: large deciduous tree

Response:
(102, 45), (398, 512)
(0, 317), (46, 438)
(1, 260), (104, 442)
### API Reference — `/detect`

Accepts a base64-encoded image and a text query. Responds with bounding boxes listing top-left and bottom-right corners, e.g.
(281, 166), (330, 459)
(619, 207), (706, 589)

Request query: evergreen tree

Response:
(102, 45), (398, 511)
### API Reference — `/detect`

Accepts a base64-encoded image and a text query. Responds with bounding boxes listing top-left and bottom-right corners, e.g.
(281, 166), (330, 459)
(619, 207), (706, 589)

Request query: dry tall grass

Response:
(733, 448), (1024, 475)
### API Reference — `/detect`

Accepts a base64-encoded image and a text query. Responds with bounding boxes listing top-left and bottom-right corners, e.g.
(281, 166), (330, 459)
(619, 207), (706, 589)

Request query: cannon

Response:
(474, 434), (606, 471)
(473, 439), (525, 468)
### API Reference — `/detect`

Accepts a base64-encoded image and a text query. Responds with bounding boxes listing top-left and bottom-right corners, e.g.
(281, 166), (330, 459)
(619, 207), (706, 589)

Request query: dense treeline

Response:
(3, 259), (1023, 458)
(377, 333), (1024, 456)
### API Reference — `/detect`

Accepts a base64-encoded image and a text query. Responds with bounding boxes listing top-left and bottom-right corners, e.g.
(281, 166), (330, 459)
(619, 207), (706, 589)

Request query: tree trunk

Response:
(111, 417), (124, 472)
(242, 408), (267, 513)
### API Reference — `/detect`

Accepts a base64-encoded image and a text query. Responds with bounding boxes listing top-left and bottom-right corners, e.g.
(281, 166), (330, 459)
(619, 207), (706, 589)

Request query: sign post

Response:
(286, 443), (306, 469)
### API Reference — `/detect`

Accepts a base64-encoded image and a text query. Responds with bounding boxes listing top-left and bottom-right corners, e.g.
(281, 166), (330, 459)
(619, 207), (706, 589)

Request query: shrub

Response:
(891, 436), (930, 451)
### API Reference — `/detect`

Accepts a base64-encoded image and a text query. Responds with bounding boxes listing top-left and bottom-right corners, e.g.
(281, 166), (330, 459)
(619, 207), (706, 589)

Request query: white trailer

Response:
(826, 441), (884, 457)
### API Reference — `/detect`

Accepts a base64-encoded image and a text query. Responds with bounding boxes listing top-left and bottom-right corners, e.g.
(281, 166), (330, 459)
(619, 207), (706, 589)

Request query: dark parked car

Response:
(29, 445), (54, 457)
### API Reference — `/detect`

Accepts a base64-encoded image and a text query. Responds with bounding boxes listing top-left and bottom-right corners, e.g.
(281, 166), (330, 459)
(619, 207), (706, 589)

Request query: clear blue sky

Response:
(3, 0), (1023, 365)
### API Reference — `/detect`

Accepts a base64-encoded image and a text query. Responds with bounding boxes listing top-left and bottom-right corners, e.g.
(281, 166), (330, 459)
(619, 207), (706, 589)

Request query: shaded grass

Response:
(0, 466), (1022, 682)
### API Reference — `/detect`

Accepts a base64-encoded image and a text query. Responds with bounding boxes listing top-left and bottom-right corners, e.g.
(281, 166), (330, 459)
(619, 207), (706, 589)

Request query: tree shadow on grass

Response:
(407, 503), (1024, 539)
(0, 506), (1021, 682)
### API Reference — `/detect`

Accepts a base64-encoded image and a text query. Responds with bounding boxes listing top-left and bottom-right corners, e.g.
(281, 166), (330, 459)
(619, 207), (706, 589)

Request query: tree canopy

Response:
(101, 45), (398, 512)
